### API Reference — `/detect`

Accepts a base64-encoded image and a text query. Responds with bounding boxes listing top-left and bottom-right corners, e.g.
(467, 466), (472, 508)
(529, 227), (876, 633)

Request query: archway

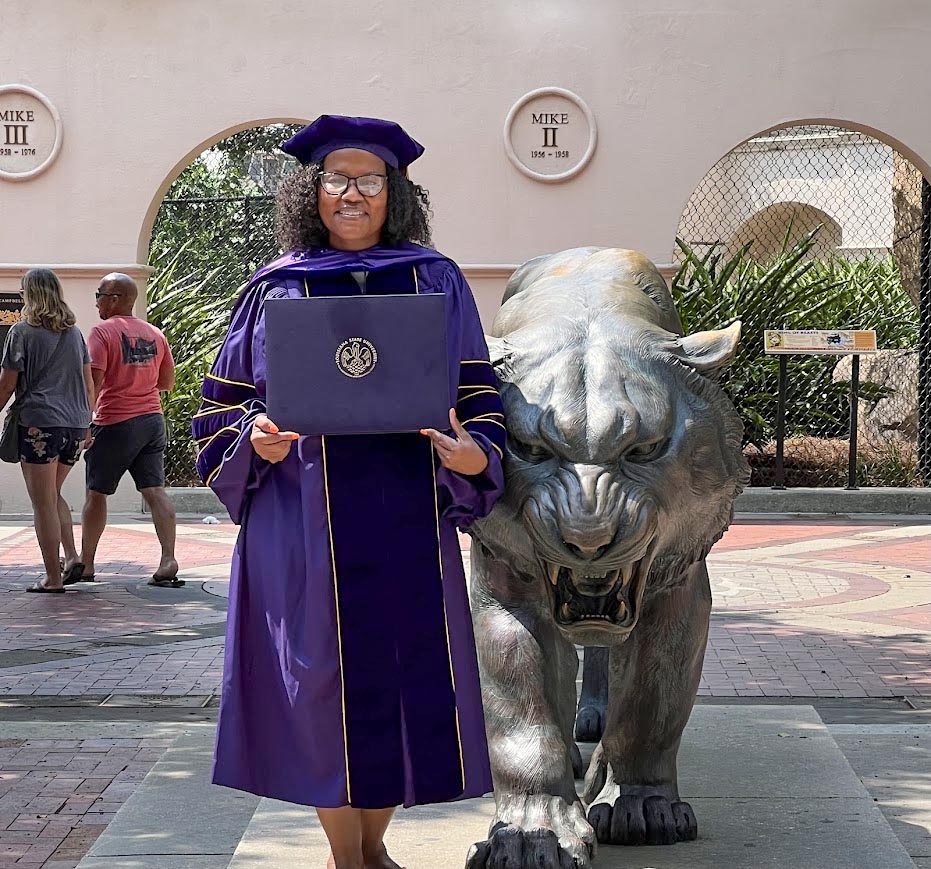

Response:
(727, 203), (842, 261)
(672, 122), (928, 489)
(142, 122), (303, 485)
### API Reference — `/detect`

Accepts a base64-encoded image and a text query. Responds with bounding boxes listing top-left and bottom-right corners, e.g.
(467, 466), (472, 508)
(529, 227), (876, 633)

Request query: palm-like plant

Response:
(147, 244), (237, 485)
(672, 228), (919, 484)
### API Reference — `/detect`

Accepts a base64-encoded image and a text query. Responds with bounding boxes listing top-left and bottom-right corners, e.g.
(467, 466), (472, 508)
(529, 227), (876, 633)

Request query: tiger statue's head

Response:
(472, 248), (750, 645)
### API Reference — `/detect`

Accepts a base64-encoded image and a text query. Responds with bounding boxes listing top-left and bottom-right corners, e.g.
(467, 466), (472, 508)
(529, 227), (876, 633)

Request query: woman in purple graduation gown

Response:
(192, 115), (506, 869)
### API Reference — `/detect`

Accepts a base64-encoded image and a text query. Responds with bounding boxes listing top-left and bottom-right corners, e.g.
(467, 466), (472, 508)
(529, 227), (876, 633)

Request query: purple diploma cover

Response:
(264, 294), (451, 435)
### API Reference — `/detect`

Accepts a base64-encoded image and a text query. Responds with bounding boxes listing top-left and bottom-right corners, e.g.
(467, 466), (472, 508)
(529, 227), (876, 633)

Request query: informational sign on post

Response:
(765, 328), (878, 492)
(764, 329), (877, 355)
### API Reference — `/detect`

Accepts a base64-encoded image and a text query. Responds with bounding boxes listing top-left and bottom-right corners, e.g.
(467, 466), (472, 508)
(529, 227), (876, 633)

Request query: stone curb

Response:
(158, 485), (931, 518)
(3, 485), (929, 519)
(735, 485), (931, 514)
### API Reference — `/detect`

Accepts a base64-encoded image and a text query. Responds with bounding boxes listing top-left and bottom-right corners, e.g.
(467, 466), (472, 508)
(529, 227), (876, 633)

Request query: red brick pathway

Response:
(1, 515), (931, 867)
(0, 518), (929, 699)
(0, 736), (169, 869)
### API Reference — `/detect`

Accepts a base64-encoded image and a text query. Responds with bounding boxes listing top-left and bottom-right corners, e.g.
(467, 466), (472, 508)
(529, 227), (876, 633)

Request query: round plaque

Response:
(503, 87), (597, 183)
(0, 85), (63, 182)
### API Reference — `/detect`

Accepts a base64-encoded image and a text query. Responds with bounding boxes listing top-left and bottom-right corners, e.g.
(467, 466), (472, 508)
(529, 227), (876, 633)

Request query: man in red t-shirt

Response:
(67, 273), (182, 588)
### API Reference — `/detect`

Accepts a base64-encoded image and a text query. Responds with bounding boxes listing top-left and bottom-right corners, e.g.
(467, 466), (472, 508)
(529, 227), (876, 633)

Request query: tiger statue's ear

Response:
(666, 321), (741, 374)
(485, 335), (512, 381)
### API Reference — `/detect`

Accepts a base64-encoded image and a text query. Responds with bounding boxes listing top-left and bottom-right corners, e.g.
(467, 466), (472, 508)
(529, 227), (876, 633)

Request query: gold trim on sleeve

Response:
(195, 425), (241, 457)
(206, 373), (256, 389)
(205, 461), (223, 487)
(457, 387), (500, 400)
(192, 404), (248, 420)
(461, 415), (506, 429)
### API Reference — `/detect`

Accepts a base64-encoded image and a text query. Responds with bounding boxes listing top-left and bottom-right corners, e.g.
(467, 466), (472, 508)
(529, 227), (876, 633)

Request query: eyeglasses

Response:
(95, 292), (121, 299)
(319, 172), (387, 197)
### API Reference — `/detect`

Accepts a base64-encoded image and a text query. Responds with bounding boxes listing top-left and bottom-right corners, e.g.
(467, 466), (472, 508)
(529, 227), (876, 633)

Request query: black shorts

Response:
(85, 413), (166, 495)
(17, 425), (85, 465)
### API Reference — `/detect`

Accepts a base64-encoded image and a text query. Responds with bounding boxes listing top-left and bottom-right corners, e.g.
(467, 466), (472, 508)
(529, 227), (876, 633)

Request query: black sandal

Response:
(62, 563), (83, 585)
(148, 574), (185, 588)
(27, 582), (65, 594)
(62, 563), (95, 585)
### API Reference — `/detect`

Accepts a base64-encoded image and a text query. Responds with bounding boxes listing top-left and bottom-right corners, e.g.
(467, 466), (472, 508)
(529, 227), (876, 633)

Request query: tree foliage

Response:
(147, 124), (300, 483)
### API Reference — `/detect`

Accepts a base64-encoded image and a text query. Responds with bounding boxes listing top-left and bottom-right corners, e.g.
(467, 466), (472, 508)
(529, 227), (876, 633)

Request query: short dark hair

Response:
(275, 163), (433, 251)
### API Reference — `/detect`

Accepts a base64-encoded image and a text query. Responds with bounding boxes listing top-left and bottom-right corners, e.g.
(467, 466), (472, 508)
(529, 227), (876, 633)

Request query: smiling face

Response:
(317, 148), (389, 251)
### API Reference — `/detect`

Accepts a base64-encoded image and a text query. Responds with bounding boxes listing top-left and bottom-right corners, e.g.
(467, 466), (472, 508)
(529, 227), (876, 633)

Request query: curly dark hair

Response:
(275, 163), (433, 251)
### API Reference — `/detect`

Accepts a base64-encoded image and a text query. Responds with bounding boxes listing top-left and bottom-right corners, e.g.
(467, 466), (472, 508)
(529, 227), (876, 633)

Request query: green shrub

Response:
(148, 245), (233, 485)
(147, 125), (299, 485)
(672, 230), (919, 485)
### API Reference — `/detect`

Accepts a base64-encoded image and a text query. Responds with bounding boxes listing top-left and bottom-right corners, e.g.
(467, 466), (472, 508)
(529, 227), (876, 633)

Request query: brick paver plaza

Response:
(0, 514), (929, 866)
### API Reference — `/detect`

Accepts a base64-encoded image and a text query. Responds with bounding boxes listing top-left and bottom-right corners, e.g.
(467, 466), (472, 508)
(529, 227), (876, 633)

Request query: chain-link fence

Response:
(147, 124), (300, 485)
(150, 123), (929, 489)
(673, 124), (928, 488)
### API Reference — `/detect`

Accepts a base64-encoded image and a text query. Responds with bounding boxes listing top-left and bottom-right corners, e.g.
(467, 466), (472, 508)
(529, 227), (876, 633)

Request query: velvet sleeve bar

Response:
(434, 263), (506, 530)
(192, 279), (293, 524)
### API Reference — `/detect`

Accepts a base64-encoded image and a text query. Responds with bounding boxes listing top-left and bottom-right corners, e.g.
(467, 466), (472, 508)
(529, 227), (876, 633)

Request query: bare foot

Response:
(156, 555), (179, 579)
(26, 577), (65, 593)
(364, 845), (403, 869)
(327, 856), (365, 869)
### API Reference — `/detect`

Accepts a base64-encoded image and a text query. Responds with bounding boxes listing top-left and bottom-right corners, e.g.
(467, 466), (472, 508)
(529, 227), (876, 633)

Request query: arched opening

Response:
(136, 118), (309, 264)
(727, 203), (842, 261)
(143, 122), (303, 485)
(672, 122), (928, 489)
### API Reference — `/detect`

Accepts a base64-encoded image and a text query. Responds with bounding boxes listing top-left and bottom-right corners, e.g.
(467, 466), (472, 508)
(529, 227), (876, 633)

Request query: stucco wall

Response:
(2, 0), (930, 513)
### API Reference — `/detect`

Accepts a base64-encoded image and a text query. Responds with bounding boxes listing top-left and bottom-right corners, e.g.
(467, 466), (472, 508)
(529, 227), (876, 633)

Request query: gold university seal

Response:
(335, 338), (378, 378)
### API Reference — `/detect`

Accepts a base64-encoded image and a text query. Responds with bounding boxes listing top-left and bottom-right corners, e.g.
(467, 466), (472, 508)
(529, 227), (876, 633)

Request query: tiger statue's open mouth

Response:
(545, 561), (645, 630)
(523, 484), (658, 640)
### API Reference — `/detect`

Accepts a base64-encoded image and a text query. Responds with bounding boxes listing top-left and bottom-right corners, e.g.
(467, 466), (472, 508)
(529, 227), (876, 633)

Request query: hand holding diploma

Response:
(251, 414), (299, 463)
(421, 408), (489, 476)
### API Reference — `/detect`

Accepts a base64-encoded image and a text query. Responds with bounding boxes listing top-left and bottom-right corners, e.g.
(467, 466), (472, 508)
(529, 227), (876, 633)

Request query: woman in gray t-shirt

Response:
(0, 269), (93, 593)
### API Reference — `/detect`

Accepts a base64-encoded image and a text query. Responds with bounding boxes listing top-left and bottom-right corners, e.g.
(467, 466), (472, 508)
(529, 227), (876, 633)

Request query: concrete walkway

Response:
(75, 707), (918, 869)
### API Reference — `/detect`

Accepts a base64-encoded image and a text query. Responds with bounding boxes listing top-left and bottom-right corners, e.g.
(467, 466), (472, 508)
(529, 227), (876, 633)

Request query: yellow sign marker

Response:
(764, 329), (877, 355)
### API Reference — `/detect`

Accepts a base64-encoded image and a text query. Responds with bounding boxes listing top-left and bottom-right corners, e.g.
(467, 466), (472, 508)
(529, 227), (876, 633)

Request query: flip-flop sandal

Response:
(148, 575), (185, 588)
(27, 583), (65, 594)
(62, 563), (89, 585)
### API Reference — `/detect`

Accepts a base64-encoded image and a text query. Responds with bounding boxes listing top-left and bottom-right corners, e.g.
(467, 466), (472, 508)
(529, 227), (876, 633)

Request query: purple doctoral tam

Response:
(281, 115), (425, 170)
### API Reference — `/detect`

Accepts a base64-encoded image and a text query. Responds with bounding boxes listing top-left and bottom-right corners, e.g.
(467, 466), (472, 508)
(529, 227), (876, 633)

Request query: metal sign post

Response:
(764, 329), (877, 491)
(847, 355), (860, 490)
(774, 355), (788, 490)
